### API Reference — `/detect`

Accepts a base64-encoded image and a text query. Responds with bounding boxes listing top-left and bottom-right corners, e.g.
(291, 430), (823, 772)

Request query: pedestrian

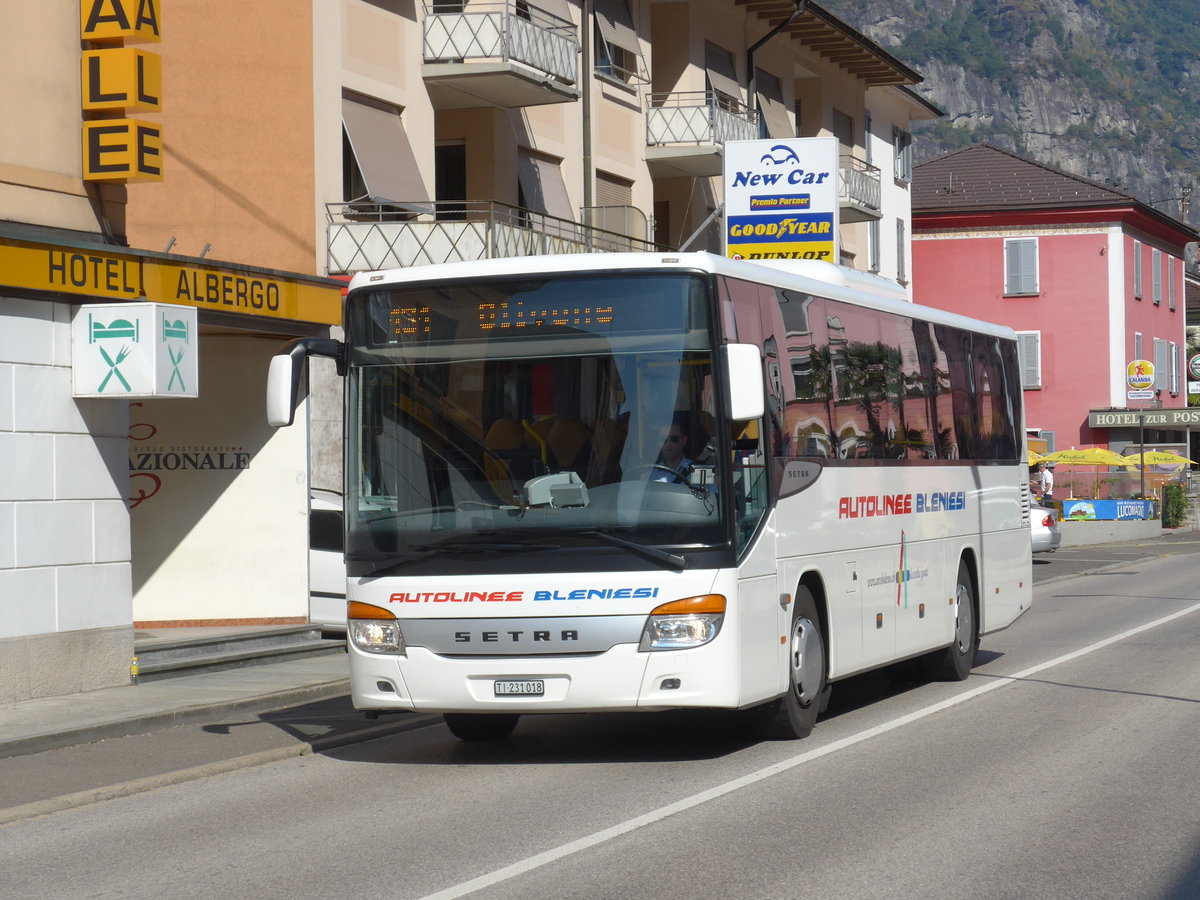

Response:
(1040, 461), (1055, 502)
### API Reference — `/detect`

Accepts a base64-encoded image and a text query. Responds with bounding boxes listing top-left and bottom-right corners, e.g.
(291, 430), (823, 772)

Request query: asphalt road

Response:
(3, 534), (1199, 898)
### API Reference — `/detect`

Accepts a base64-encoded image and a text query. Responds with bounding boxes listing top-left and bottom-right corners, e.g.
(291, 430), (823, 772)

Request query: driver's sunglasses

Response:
(664, 434), (683, 443)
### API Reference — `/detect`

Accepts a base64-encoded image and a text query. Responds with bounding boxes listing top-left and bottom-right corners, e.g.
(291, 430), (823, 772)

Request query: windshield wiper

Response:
(578, 529), (687, 571)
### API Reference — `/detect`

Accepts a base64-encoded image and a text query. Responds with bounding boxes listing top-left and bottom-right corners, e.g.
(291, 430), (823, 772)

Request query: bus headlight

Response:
(639, 594), (725, 651)
(348, 601), (406, 655)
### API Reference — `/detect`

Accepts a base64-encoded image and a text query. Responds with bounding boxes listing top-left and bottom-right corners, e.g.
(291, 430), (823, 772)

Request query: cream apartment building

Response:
(1, 0), (936, 702)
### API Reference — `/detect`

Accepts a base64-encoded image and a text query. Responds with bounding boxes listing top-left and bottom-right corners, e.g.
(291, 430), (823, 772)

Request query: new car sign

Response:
(724, 137), (839, 262)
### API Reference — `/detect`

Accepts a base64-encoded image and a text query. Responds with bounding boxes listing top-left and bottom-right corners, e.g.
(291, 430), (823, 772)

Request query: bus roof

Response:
(346, 252), (1018, 341)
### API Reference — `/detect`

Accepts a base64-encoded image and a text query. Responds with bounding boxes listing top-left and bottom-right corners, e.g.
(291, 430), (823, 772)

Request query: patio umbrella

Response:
(1041, 447), (1132, 466)
(1027, 450), (1048, 464)
(1121, 450), (1196, 466)
(1041, 447), (1132, 499)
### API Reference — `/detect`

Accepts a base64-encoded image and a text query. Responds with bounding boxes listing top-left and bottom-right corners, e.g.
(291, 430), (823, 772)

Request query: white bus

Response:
(267, 252), (1033, 741)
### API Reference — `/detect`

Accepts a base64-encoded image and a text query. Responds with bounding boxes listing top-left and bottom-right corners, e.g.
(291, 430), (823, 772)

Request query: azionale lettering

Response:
(175, 270), (281, 311)
(129, 451), (250, 471)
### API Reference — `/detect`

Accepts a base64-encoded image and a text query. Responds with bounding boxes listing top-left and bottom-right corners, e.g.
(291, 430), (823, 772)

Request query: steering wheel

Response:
(627, 464), (712, 498)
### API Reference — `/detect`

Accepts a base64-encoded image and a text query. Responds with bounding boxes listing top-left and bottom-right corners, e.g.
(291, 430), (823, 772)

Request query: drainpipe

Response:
(582, 0), (593, 210)
(746, 0), (807, 138)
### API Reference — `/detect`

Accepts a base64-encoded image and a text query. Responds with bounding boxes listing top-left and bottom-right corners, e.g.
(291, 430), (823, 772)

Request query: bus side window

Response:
(733, 419), (768, 551)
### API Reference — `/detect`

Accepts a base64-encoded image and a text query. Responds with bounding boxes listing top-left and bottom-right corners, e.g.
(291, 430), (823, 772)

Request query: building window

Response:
(1134, 240), (1143, 298)
(1135, 331), (1143, 361)
(1004, 237), (1038, 295)
(1017, 331), (1042, 389)
(593, 0), (645, 85)
(832, 109), (854, 151)
(1153, 248), (1162, 304)
(893, 127), (912, 183)
(704, 42), (741, 113)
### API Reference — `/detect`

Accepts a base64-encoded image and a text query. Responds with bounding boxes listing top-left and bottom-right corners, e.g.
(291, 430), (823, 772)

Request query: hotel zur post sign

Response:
(81, 0), (163, 183)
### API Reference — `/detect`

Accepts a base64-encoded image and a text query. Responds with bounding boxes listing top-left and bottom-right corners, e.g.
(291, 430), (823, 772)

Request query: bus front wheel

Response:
(756, 587), (829, 740)
(921, 560), (978, 681)
(443, 713), (520, 741)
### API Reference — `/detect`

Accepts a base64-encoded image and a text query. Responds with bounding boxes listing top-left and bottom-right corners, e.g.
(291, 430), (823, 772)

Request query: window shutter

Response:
(1171, 342), (1180, 394)
(1017, 332), (1041, 388)
(1170, 257), (1177, 310)
(1154, 338), (1168, 390)
(1153, 248), (1162, 303)
(1005, 239), (1037, 294)
(1134, 241), (1143, 297)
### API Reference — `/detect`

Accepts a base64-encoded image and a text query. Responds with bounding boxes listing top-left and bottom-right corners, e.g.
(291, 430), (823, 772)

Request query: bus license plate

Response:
(494, 679), (544, 696)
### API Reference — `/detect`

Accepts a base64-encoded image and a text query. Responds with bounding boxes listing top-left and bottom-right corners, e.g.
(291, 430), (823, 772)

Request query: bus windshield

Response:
(343, 272), (729, 572)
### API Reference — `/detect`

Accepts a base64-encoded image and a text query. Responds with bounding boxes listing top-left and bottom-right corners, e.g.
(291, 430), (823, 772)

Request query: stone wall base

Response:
(0, 626), (134, 704)
(1058, 518), (1166, 548)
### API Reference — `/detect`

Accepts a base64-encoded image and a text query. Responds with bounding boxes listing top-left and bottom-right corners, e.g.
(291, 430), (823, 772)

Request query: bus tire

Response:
(443, 713), (520, 741)
(757, 587), (829, 740)
(922, 560), (978, 681)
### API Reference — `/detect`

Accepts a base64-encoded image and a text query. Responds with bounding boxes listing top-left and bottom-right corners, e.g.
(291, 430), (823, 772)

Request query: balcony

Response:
(422, 1), (579, 109)
(838, 154), (881, 222)
(326, 200), (658, 275)
(644, 91), (758, 178)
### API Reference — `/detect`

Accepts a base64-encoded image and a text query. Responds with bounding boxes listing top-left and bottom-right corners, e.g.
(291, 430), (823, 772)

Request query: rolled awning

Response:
(517, 149), (574, 221)
(341, 93), (430, 208)
(755, 68), (793, 139)
(704, 42), (742, 103)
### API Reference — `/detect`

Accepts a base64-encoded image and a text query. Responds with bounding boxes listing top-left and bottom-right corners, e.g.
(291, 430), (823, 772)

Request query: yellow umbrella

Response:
(1041, 447), (1132, 500)
(1122, 450), (1196, 466)
(1027, 450), (1048, 464)
(1042, 447), (1132, 466)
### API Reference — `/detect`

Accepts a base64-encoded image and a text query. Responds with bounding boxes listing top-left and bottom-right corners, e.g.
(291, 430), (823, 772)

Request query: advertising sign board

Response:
(72, 303), (198, 398)
(724, 137), (839, 263)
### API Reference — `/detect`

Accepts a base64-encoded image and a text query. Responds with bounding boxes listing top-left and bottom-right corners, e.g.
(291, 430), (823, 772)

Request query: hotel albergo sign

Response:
(0, 237), (342, 325)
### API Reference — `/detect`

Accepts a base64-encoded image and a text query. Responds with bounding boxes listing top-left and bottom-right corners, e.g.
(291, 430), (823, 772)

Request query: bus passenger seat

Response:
(547, 417), (592, 474)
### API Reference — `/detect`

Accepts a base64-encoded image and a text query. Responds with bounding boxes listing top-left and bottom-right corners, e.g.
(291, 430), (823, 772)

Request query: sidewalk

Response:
(0, 653), (352, 759)
(3, 526), (1197, 762)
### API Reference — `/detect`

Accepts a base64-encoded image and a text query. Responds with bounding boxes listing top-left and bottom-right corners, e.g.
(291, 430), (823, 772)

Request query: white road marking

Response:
(421, 600), (1200, 900)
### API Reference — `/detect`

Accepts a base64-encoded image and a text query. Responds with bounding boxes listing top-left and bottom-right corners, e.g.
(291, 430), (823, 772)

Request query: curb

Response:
(0, 679), (353, 761)
(0, 712), (441, 827)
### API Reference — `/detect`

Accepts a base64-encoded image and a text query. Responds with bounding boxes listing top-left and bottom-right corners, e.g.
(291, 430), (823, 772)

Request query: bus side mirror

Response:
(266, 338), (344, 427)
(724, 343), (764, 422)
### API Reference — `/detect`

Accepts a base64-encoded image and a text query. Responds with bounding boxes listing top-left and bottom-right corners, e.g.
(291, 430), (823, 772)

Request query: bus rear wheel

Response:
(921, 560), (978, 681)
(443, 713), (520, 741)
(756, 587), (829, 740)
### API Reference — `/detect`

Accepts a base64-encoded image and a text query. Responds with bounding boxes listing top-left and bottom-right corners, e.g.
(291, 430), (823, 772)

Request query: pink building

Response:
(911, 144), (1198, 464)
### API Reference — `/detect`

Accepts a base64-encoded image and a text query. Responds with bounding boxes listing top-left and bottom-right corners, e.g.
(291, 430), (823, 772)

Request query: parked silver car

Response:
(1031, 505), (1062, 554)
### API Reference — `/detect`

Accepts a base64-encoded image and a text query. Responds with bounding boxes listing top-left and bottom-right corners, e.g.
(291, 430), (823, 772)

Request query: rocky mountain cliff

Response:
(819, 0), (1200, 226)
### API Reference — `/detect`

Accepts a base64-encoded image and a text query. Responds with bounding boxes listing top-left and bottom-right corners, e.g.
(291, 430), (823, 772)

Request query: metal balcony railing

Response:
(326, 200), (658, 274)
(423, 1), (577, 86)
(645, 91), (758, 146)
(838, 154), (882, 217)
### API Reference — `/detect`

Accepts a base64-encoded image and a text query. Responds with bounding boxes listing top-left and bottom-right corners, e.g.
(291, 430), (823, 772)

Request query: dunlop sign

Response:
(81, 0), (164, 183)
